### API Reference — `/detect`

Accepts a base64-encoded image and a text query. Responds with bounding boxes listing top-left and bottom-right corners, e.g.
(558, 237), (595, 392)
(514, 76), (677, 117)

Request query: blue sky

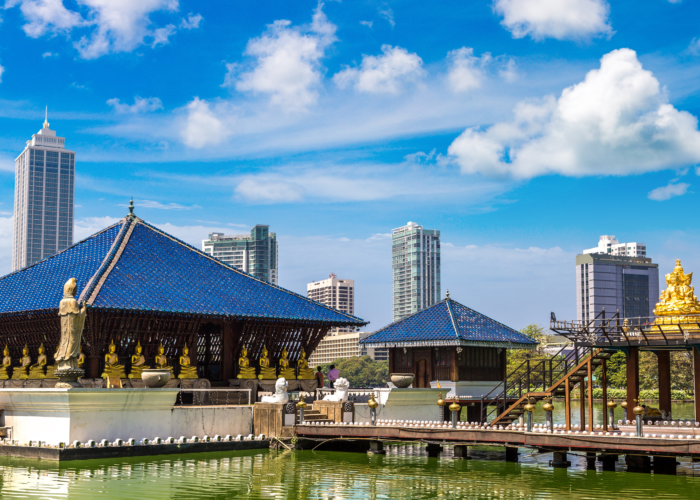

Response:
(0, 0), (699, 332)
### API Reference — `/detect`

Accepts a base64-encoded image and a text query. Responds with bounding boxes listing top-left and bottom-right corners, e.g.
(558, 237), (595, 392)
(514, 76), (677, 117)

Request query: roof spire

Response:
(128, 197), (135, 216)
(446, 289), (450, 300)
(43, 106), (49, 129)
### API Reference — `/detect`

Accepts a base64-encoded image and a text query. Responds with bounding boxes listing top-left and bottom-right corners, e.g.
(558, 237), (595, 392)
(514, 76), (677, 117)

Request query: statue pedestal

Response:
(253, 402), (295, 438)
(312, 400), (353, 423)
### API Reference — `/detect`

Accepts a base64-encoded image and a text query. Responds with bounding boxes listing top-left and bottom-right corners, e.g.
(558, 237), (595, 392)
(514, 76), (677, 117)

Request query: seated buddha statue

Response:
(178, 343), (198, 379)
(297, 349), (314, 380)
(237, 346), (257, 379)
(155, 342), (174, 376)
(45, 350), (58, 379)
(28, 343), (48, 379)
(278, 348), (296, 380)
(128, 341), (150, 379)
(101, 339), (126, 379)
(0, 345), (11, 380)
(257, 346), (277, 380)
(78, 345), (86, 369)
(11, 345), (31, 380)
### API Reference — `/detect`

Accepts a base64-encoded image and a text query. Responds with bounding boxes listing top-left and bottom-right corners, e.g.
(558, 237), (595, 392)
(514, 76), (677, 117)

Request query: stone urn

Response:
(390, 373), (415, 388)
(141, 369), (171, 388)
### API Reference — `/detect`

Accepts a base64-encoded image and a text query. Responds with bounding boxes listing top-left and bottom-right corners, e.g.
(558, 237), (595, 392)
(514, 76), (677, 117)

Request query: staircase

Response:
(484, 345), (617, 426)
(297, 408), (334, 424)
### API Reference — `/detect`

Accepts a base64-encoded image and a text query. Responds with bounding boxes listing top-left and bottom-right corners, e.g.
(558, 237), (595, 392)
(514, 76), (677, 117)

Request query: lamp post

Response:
(542, 398), (553, 430)
(449, 399), (461, 429)
(607, 399), (617, 429)
(633, 399), (644, 437)
(523, 398), (535, 432)
(437, 392), (445, 422)
(368, 393), (378, 425)
(297, 399), (306, 425)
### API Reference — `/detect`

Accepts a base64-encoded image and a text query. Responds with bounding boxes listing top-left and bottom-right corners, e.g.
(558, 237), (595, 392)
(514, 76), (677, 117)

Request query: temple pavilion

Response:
(0, 207), (366, 384)
(360, 293), (537, 399)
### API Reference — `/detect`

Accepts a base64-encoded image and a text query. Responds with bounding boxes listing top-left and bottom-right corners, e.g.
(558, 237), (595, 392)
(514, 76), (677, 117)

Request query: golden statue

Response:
(257, 346), (276, 380)
(655, 260), (700, 315)
(155, 342), (174, 375)
(11, 345), (32, 380)
(278, 348), (296, 380)
(0, 345), (11, 380)
(128, 341), (150, 379)
(297, 349), (314, 380)
(27, 343), (48, 379)
(78, 345), (85, 369)
(178, 343), (198, 379)
(56, 278), (87, 371)
(237, 346), (257, 379)
(101, 339), (126, 379)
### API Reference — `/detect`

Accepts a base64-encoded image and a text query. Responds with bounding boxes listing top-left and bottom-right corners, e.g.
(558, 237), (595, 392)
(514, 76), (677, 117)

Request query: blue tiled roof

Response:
(359, 298), (536, 348)
(0, 216), (366, 326)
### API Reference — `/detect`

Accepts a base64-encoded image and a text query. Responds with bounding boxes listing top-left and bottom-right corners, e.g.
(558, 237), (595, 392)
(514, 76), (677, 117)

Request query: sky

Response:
(0, 0), (699, 333)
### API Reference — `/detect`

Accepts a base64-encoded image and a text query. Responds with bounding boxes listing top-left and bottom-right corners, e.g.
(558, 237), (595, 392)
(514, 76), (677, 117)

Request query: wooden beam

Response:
(657, 350), (672, 414)
(601, 359), (608, 432)
(579, 378), (585, 431)
(565, 376), (571, 431)
(626, 347), (639, 415)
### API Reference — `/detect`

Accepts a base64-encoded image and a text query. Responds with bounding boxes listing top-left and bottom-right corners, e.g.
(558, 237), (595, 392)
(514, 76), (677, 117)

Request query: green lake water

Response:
(0, 402), (698, 499)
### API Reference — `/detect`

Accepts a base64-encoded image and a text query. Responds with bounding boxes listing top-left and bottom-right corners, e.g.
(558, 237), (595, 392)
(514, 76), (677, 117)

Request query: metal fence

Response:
(175, 388), (251, 406)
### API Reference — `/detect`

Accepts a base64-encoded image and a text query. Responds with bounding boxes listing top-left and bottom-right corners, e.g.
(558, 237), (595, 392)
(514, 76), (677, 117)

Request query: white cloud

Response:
(648, 182), (690, 201)
(334, 45), (424, 94)
(120, 199), (200, 210)
(446, 47), (491, 93)
(359, 20), (372, 28)
(7, 0), (83, 38)
(41, 51), (57, 57)
(448, 49), (700, 179)
(151, 23), (175, 47)
(0, 64), (4, 83)
(494, 0), (612, 41)
(499, 58), (518, 83)
(0, 216), (12, 276)
(235, 178), (305, 203)
(227, 3), (336, 111)
(74, 216), (121, 240)
(180, 97), (231, 149)
(107, 96), (163, 114)
(378, 6), (395, 27)
(689, 38), (700, 56)
(180, 12), (201, 29)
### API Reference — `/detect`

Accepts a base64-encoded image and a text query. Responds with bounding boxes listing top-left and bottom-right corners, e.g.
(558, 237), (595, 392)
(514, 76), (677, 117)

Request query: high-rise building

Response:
(307, 274), (354, 333)
(392, 222), (440, 322)
(584, 235), (647, 258)
(13, 115), (75, 271)
(576, 250), (659, 322)
(308, 331), (388, 366)
(202, 225), (278, 284)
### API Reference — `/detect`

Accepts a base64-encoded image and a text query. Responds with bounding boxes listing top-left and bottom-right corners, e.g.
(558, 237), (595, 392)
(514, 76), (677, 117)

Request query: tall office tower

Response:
(584, 235), (647, 258)
(12, 115), (75, 271)
(202, 225), (278, 284)
(576, 247), (659, 322)
(392, 221), (440, 322)
(307, 274), (354, 334)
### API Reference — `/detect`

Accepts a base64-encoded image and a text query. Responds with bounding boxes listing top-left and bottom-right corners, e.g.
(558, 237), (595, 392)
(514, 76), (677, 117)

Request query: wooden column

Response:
(451, 347), (458, 382)
(694, 347), (700, 422)
(88, 356), (100, 379)
(565, 377), (571, 431)
(389, 348), (395, 374)
(587, 358), (593, 430)
(222, 322), (234, 382)
(626, 347), (639, 413)
(657, 350), (672, 414)
(579, 378), (585, 430)
(601, 359), (608, 432)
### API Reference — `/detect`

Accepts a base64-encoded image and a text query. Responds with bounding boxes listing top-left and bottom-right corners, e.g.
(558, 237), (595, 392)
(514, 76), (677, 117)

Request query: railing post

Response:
(480, 395), (485, 424)
(526, 360), (530, 393)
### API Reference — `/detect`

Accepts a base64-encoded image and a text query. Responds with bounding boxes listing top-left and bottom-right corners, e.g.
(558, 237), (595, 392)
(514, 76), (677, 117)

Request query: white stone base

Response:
(0, 388), (253, 446)
(355, 388), (444, 423)
(429, 380), (503, 398)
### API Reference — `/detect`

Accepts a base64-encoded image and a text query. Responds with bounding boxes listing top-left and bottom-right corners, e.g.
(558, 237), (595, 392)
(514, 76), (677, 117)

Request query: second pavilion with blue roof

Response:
(360, 292), (536, 399)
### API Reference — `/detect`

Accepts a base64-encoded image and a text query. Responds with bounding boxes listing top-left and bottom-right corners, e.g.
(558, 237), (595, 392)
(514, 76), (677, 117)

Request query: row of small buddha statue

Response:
(101, 340), (198, 379)
(237, 346), (315, 380)
(0, 343), (85, 380)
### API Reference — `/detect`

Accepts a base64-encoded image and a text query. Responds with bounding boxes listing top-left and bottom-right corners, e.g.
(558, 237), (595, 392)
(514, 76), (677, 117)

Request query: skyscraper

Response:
(392, 221), (440, 322)
(307, 274), (354, 333)
(12, 115), (75, 271)
(576, 236), (659, 321)
(202, 225), (278, 284)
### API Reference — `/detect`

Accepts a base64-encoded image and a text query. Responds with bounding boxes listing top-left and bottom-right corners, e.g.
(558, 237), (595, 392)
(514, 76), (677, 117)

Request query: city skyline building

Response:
(12, 114), (75, 271)
(308, 331), (388, 366)
(392, 221), (440, 322)
(202, 225), (278, 284)
(584, 235), (647, 258)
(307, 274), (354, 334)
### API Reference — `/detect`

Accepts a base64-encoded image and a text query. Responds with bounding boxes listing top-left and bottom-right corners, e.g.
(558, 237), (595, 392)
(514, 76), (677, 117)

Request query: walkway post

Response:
(449, 399), (461, 429)
(607, 400), (617, 430)
(633, 399), (644, 437)
(621, 400), (628, 421)
(601, 359), (608, 432)
(524, 398), (535, 432)
(543, 398), (553, 430)
(297, 399), (306, 425)
(368, 393), (378, 425)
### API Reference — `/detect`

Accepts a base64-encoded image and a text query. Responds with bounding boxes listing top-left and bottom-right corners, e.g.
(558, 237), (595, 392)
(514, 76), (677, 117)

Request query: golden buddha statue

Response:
(237, 346), (257, 379)
(155, 342), (174, 375)
(0, 345), (11, 380)
(278, 348), (296, 380)
(11, 345), (31, 380)
(128, 341), (150, 379)
(28, 343), (48, 379)
(45, 349), (58, 378)
(178, 343), (198, 379)
(257, 346), (277, 380)
(78, 345), (85, 369)
(654, 259), (700, 333)
(101, 339), (126, 379)
(297, 349), (314, 380)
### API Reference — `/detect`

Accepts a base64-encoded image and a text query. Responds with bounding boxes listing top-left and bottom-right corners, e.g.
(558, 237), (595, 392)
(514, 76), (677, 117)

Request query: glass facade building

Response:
(202, 225), (278, 284)
(392, 221), (441, 322)
(12, 119), (75, 271)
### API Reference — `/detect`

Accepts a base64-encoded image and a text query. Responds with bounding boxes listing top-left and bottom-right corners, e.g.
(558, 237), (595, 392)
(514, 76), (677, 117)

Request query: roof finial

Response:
(128, 197), (134, 216)
(446, 289), (450, 299)
(43, 106), (49, 129)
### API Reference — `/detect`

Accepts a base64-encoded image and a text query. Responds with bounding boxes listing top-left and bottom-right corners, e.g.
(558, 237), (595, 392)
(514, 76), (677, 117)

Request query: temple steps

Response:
(296, 409), (334, 424)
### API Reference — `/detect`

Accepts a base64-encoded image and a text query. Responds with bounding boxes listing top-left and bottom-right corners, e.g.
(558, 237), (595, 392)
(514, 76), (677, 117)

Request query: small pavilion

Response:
(0, 207), (366, 385)
(360, 293), (537, 399)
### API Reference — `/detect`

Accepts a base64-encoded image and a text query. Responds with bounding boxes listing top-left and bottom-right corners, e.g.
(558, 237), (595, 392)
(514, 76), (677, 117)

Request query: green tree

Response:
(320, 356), (389, 388)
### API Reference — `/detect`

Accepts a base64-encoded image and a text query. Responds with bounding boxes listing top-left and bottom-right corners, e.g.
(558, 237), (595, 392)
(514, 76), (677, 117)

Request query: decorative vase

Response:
(141, 369), (171, 388)
(390, 373), (415, 388)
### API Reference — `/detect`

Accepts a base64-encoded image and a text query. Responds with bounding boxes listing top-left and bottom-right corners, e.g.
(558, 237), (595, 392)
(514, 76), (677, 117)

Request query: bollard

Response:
(449, 399), (461, 429)
(621, 401), (628, 421)
(297, 399), (306, 425)
(607, 400), (617, 429)
(436, 392), (446, 424)
(524, 398), (535, 432)
(368, 393), (378, 425)
(543, 398), (553, 429)
(633, 399), (644, 437)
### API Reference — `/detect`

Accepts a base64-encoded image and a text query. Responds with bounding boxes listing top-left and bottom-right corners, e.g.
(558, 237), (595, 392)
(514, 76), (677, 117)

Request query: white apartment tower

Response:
(307, 274), (354, 333)
(202, 226), (278, 284)
(584, 235), (647, 258)
(12, 115), (75, 271)
(392, 222), (440, 322)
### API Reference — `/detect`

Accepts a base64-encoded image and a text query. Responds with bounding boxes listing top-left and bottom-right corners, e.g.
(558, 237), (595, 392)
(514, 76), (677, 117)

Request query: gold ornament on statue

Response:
(278, 348), (296, 380)
(237, 346), (257, 379)
(11, 345), (32, 380)
(101, 339), (126, 379)
(178, 343), (198, 379)
(296, 349), (315, 380)
(0, 345), (12, 380)
(128, 341), (150, 379)
(257, 346), (276, 380)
